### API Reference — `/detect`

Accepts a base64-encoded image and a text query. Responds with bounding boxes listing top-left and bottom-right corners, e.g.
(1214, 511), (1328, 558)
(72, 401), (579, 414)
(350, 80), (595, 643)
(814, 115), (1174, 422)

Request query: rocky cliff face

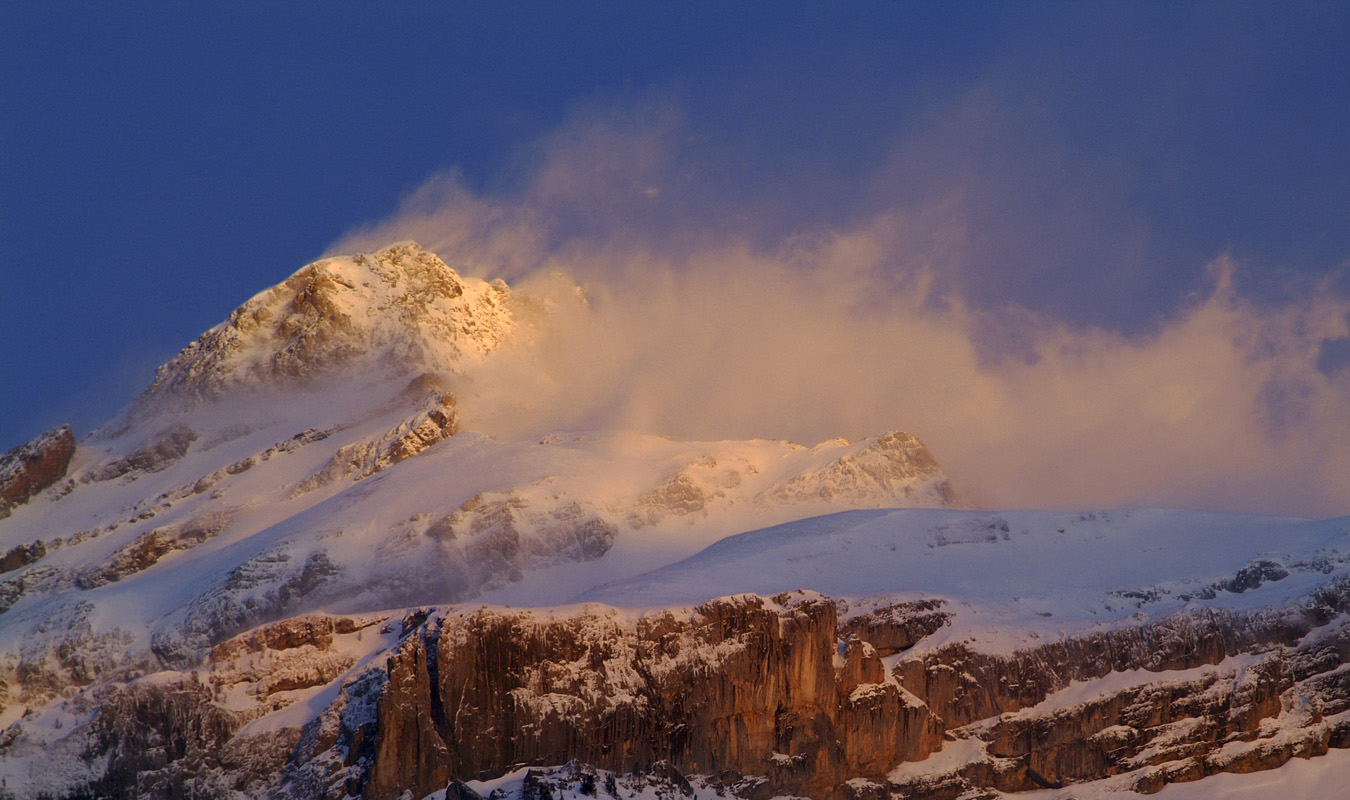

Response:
(883, 583), (1350, 798)
(291, 385), (460, 496)
(50, 594), (942, 800)
(351, 589), (1350, 800)
(21, 578), (1350, 800)
(359, 592), (933, 800)
(0, 425), (75, 519)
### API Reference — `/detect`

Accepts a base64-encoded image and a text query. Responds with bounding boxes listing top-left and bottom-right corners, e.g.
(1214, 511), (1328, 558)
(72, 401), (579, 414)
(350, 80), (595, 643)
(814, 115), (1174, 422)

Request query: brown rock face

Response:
(45, 580), (1350, 800)
(76, 509), (235, 589)
(363, 593), (944, 800)
(840, 599), (950, 656)
(366, 392), (460, 474)
(881, 582), (1350, 799)
(366, 630), (454, 799)
(983, 658), (1289, 790)
(210, 613), (367, 664)
(350, 582), (1350, 800)
(836, 638), (942, 775)
(895, 603), (1322, 731)
(0, 424), (76, 519)
(0, 540), (47, 575)
(89, 679), (240, 800)
(886, 636), (1350, 799)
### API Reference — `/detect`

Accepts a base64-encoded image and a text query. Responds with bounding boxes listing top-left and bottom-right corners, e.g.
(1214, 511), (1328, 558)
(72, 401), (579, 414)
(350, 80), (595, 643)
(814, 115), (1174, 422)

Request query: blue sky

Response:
(2, 2), (1348, 512)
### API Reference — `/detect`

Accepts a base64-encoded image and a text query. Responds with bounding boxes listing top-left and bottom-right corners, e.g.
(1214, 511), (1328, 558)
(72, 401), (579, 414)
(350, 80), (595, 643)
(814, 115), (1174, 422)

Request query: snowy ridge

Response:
(583, 508), (1350, 648)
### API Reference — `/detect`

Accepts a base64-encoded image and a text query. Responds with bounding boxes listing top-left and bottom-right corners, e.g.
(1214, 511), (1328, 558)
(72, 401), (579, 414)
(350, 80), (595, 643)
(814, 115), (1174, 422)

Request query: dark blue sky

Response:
(2, 1), (1348, 449)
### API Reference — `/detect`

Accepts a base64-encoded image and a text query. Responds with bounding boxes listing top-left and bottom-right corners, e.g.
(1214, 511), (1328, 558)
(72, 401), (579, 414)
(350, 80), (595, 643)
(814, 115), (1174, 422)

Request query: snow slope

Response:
(584, 507), (1350, 650)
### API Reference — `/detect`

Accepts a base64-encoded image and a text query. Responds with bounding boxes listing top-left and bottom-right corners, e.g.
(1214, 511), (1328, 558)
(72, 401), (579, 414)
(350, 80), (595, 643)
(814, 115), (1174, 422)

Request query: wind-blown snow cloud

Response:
(331, 102), (1350, 518)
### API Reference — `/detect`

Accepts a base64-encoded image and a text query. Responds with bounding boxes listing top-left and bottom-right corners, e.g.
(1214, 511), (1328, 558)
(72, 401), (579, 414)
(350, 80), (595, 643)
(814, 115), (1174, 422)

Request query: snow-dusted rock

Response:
(137, 242), (515, 410)
(0, 424), (75, 519)
(13, 573), (1350, 800)
(760, 430), (959, 509)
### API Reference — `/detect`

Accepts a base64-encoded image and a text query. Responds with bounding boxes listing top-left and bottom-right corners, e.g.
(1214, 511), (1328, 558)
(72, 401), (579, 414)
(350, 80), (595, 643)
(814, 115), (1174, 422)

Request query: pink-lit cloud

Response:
(330, 101), (1350, 518)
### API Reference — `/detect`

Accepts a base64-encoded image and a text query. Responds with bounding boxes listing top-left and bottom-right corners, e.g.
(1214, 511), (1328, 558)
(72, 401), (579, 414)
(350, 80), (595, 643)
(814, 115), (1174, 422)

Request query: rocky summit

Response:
(136, 242), (517, 411)
(0, 243), (1346, 800)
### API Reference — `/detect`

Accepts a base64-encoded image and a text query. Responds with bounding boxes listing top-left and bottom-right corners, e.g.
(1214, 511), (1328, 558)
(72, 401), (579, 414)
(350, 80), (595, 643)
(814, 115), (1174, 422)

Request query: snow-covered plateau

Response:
(0, 242), (1347, 800)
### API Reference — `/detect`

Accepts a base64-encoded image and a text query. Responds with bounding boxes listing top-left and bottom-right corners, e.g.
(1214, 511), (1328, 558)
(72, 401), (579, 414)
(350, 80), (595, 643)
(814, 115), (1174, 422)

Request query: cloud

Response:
(328, 101), (1350, 518)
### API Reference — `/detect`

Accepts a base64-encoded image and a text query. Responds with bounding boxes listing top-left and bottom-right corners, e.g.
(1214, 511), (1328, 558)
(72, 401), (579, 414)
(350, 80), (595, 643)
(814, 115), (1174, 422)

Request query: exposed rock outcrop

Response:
(0, 540), (47, 575)
(76, 509), (235, 589)
(0, 424), (75, 519)
(292, 391), (460, 495)
(85, 424), (197, 483)
(151, 550), (346, 668)
(4, 598), (152, 714)
(761, 431), (961, 509)
(135, 242), (516, 410)
(9, 580), (1350, 800)
(841, 599), (951, 656)
(434, 491), (619, 594)
(894, 592), (1349, 732)
(294, 580), (1350, 799)
(88, 679), (241, 800)
(361, 592), (943, 800)
(210, 613), (372, 663)
(887, 631), (1350, 798)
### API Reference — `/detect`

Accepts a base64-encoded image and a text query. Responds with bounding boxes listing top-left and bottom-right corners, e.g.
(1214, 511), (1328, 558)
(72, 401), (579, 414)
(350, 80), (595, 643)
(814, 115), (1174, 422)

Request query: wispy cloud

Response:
(330, 99), (1350, 518)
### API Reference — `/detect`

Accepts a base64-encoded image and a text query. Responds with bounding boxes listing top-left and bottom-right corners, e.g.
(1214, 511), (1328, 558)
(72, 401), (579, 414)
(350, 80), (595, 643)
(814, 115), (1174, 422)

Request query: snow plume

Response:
(330, 104), (1350, 518)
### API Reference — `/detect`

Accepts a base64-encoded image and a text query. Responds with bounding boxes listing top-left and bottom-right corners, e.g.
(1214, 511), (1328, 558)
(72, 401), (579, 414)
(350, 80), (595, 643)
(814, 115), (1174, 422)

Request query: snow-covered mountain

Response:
(0, 242), (963, 798)
(1, 242), (1347, 800)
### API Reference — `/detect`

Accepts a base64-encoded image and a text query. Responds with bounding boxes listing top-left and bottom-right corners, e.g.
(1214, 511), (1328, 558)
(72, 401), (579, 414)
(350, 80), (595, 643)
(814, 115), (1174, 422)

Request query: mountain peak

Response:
(135, 243), (515, 411)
